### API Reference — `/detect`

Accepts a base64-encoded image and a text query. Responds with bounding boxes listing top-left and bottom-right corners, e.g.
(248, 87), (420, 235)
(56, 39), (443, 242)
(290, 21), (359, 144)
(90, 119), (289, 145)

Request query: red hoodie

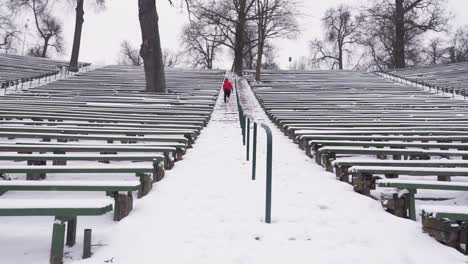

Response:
(223, 79), (233, 91)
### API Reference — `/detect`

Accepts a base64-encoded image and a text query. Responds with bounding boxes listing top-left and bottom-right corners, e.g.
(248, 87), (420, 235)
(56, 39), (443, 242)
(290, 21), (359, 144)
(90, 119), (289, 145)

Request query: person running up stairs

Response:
(222, 78), (233, 103)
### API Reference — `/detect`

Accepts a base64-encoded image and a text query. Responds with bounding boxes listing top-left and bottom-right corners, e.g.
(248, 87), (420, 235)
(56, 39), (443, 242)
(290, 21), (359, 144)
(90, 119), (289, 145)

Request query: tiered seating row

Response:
(0, 65), (224, 262)
(249, 70), (468, 254)
(387, 61), (468, 96)
(0, 53), (91, 89)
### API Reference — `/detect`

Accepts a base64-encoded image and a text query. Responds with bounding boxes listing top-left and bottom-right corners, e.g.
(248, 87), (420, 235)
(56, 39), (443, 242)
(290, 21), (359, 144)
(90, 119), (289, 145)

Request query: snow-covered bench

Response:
(333, 159), (468, 182)
(350, 166), (468, 196)
(0, 123), (198, 142)
(0, 165), (157, 197)
(296, 130), (468, 147)
(0, 113), (205, 130)
(0, 180), (139, 221)
(0, 143), (178, 169)
(287, 125), (468, 138)
(316, 147), (468, 172)
(0, 153), (165, 179)
(310, 140), (468, 152)
(0, 131), (189, 146)
(0, 111), (208, 126)
(377, 179), (468, 220)
(297, 134), (468, 151)
(420, 205), (468, 255)
(0, 198), (113, 263)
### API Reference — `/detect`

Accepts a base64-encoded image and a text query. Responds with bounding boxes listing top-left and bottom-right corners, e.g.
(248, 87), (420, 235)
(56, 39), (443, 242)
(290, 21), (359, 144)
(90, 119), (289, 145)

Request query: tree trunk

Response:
(69, 0), (85, 72)
(233, 0), (247, 76)
(338, 43), (344, 70)
(41, 37), (50, 58)
(255, 40), (264, 81)
(248, 47), (254, 70)
(394, 0), (406, 68)
(138, 0), (166, 93)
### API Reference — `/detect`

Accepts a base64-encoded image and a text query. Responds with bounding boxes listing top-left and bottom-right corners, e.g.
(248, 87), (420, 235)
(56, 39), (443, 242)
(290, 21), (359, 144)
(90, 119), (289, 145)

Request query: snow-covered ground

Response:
(77, 81), (467, 263)
(1, 80), (467, 263)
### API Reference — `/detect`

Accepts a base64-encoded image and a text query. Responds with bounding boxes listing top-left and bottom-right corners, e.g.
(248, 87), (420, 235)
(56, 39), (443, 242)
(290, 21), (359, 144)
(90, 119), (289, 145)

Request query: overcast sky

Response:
(38, 0), (468, 69)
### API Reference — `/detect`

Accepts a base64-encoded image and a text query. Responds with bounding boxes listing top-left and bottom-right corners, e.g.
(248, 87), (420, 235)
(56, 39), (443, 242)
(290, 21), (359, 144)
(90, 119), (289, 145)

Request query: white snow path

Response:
(75, 83), (467, 264)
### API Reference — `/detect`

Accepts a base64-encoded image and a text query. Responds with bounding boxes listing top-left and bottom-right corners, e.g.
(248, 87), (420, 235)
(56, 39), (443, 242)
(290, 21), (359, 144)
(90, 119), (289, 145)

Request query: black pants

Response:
(224, 90), (231, 103)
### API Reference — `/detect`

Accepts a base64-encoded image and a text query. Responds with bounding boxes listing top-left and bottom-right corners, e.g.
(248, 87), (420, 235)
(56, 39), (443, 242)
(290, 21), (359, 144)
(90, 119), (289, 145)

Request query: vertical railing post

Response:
(252, 123), (257, 181)
(242, 111), (246, 146)
(246, 118), (250, 161)
(262, 124), (273, 224)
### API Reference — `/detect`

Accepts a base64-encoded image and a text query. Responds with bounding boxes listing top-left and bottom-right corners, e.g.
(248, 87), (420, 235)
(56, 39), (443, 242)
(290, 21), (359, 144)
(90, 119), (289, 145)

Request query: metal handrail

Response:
(234, 76), (273, 224)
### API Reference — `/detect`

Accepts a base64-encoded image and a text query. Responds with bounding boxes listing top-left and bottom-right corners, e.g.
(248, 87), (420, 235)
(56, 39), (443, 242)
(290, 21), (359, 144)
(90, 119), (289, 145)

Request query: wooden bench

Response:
(333, 159), (468, 182)
(421, 205), (468, 255)
(0, 180), (140, 221)
(0, 123), (198, 142)
(0, 180), (139, 221)
(0, 165), (158, 197)
(377, 179), (468, 220)
(0, 198), (112, 264)
(350, 166), (468, 196)
(0, 143), (179, 169)
(316, 147), (468, 172)
(0, 131), (189, 146)
(298, 134), (468, 151)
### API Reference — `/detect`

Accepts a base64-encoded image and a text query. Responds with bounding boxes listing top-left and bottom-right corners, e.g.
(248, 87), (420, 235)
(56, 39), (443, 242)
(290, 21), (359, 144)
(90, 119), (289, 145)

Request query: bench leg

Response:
(164, 152), (175, 170)
(437, 175), (451, 182)
(27, 160), (47, 180)
(407, 190), (417, 221)
(422, 214), (464, 252)
(114, 192), (134, 221)
(382, 192), (409, 218)
(321, 153), (335, 172)
(52, 151), (67, 166)
(185, 135), (194, 148)
(335, 166), (350, 183)
(66, 217), (77, 247)
(175, 148), (184, 161)
(153, 161), (165, 183)
(352, 173), (374, 196)
(136, 173), (153, 198)
(50, 221), (66, 264)
(83, 229), (92, 259)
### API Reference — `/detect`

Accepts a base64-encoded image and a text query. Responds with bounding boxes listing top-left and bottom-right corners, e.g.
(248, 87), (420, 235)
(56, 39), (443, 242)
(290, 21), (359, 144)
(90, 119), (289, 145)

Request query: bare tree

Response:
(119, 40), (181, 68)
(119, 40), (143, 66)
(138, 0), (189, 93)
(138, 0), (167, 92)
(290, 56), (312, 70)
(361, 0), (449, 69)
(181, 19), (225, 69)
(447, 26), (468, 63)
(191, 0), (256, 75)
(242, 24), (258, 70)
(253, 0), (298, 80)
(0, 4), (19, 54)
(162, 48), (182, 68)
(259, 42), (278, 69)
(69, 0), (105, 72)
(423, 37), (447, 64)
(8, 0), (64, 58)
(310, 4), (361, 70)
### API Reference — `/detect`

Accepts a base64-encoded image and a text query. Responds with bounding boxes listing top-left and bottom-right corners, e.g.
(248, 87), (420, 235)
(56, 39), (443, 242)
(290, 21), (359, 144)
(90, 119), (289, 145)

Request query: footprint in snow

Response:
(318, 205), (329, 210)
